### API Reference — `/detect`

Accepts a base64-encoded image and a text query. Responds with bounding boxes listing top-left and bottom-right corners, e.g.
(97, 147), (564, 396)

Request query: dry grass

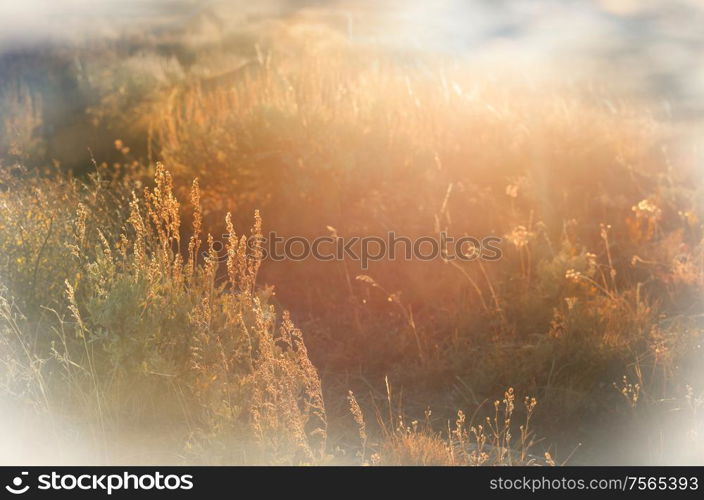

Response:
(150, 42), (704, 463)
(1, 26), (704, 465)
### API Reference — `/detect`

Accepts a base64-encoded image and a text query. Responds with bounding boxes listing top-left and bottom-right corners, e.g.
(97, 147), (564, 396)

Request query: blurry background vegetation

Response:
(2, 0), (704, 171)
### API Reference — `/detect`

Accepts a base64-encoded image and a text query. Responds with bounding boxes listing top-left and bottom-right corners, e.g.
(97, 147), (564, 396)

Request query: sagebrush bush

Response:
(0, 164), (326, 464)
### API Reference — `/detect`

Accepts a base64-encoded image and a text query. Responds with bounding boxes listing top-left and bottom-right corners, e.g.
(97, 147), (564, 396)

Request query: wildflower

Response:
(565, 269), (582, 282)
(507, 225), (530, 249)
(564, 297), (577, 310)
(632, 199), (662, 220)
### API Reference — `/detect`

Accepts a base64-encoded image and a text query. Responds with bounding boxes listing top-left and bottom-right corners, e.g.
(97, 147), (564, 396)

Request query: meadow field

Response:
(1, 1), (704, 465)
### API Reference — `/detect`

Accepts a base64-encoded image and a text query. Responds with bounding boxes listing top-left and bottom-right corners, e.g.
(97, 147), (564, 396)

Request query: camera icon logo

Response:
(5, 472), (30, 495)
